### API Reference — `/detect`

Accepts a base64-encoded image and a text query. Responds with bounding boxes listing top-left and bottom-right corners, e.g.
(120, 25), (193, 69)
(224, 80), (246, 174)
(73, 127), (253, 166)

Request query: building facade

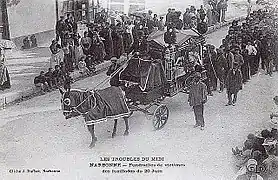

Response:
(108, 0), (145, 14)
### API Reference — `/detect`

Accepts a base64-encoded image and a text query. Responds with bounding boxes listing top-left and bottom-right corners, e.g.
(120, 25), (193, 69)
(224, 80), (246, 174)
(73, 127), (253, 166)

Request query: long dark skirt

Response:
(0, 69), (11, 90)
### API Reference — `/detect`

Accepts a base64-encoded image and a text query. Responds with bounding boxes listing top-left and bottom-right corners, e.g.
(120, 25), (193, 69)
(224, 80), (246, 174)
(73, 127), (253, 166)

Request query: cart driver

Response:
(106, 57), (124, 87)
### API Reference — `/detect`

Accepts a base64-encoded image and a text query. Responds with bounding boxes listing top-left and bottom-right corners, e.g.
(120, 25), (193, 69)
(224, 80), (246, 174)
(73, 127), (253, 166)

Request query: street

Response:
(1, 27), (276, 180)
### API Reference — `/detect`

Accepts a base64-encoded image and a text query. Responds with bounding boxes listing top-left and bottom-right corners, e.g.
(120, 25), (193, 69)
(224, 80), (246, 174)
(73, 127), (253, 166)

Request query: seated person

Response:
(34, 71), (50, 93)
(262, 137), (278, 156)
(270, 96), (278, 121)
(78, 56), (91, 76)
(271, 128), (278, 140)
(45, 68), (55, 89)
(235, 159), (263, 180)
(233, 139), (253, 168)
(53, 65), (64, 86)
(22, 36), (31, 49)
(262, 145), (278, 180)
(30, 34), (37, 48)
(64, 73), (73, 91)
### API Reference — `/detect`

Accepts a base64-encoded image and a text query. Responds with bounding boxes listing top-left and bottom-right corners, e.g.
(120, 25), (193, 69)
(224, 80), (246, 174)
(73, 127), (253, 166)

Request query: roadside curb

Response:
(0, 61), (112, 109)
(0, 16), (246, 109)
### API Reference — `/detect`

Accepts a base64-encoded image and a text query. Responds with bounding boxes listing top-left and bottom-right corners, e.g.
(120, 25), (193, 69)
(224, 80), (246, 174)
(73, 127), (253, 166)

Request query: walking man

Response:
(245, 41), (257, 76)
(188, 72), (208, 130)
(225, 62), (243, 106)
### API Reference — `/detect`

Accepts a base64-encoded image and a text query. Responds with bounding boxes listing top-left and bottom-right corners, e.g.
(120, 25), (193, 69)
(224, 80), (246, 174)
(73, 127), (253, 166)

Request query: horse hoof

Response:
(89, 137), (98, 148)
(89, 142), (95, 149)
(112, 133), (116, 138)
(124, 131), (129, 136)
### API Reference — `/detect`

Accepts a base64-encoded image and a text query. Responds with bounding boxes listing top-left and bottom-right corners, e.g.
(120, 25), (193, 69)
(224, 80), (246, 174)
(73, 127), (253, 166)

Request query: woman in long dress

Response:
(0, 48), (11, 90)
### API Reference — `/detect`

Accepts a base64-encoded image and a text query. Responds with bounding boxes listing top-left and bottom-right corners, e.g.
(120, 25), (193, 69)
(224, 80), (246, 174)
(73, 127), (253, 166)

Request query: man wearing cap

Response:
(245, 41), (257, 76)
(262, 139), (278, 180)
(188, 72), (208, 130)
(225, 62), (243, 106)
(233, 47), (244, 67)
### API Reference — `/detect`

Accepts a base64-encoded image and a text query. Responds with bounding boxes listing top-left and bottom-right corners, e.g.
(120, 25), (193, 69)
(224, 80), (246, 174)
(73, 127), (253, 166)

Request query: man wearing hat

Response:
(225, 62), (243, 106)
(188, 72), (208, 130)
(55, 15), (67, 45)
(262, 139), (278, 180)
(245, 41), (257, 76)
(233, 46), (244, 67)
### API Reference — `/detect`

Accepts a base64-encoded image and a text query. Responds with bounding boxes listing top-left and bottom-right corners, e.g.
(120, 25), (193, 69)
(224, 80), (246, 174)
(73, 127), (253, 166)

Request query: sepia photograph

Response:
(0, 0), (278, 179)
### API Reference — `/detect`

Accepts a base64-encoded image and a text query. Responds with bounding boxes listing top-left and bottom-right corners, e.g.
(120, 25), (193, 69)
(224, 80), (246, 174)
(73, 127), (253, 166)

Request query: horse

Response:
(59, 86), (130, 148)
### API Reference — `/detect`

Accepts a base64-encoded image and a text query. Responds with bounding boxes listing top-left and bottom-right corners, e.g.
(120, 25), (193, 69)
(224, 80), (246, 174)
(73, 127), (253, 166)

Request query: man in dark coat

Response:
(215, 48), (228, 92)
(203, 46), (215, 95)
(55, 15), (68, 45)
(129, 31), (149, 58)
(225, 62), (243, 106)
(111, 24), (125, 59)
(188, 72), (208, 130)
(106, 57), (124, 87)
(183, 8), (191, 29)
(90, 32), (105, 64)
(99, 22), (114, 60)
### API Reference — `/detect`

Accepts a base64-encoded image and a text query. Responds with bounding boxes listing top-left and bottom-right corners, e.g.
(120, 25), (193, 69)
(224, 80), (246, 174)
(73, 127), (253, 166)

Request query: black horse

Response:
(60, 87), (130, 148)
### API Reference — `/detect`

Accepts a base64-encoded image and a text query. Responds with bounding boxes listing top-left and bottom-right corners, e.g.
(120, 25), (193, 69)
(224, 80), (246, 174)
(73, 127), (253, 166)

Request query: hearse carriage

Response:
(119, 29), (206, 130)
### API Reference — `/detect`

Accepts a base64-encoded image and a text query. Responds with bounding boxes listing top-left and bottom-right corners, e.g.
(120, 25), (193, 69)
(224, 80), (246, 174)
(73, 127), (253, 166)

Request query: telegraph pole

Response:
(55, 0), (59, 22)
(1, 0), (10, 40)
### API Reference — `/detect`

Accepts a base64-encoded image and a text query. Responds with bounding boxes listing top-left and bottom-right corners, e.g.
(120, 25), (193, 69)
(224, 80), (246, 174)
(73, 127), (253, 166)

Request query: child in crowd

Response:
(53, 65), (64, 87)
(78, 56), (91, 76)
(45, 68), (55, 89)
(64, 72), (73, 91)
(59, 62), (67, 77)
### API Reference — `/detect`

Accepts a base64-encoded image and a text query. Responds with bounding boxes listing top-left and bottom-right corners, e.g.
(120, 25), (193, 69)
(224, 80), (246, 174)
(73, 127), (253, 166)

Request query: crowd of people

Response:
(197, 8), (278, 107)
(33, 2), (215, 93)
(208, 7), (278, 179)
(233, 100), (278, 180)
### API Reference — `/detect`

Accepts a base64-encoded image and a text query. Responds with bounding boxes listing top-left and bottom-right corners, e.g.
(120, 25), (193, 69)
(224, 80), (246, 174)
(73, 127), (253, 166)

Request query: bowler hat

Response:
(110, 57), (118, 62)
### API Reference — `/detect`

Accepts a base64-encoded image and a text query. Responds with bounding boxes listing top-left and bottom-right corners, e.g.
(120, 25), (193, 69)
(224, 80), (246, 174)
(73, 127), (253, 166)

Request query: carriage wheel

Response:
(152, 105), (169, 130)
